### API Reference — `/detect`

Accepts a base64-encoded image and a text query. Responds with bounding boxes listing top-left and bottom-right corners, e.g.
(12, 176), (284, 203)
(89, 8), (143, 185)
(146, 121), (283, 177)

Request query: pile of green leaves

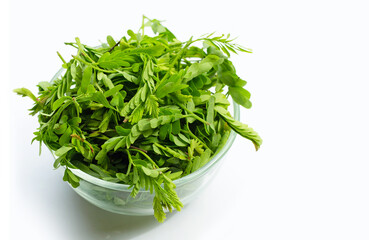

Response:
(14, 16), (262, 222)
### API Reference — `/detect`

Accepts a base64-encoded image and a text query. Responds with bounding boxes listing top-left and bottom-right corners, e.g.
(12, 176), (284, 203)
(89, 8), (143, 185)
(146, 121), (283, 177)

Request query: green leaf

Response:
(54, 123), (68, 135)
(166, 171), (183, 180)
(91, 92), (114, 110)
(13, 88), (38, 102)
(154, 143), (187, 160)
(153, 196), (166, 223)
(170, 134), (187, 147)
(80, 66), (92, 94)
(98, 50), (131, 69)
(121, 84), (148, 120)
(114, 137), (128, 151)
(219, 72), (237, 86)
(63, 168), (80, 188)
(185, 63), (212, 82)
(59, 127), (72, 145)
(127, 45), (166, 57)
(198, 149), (212, 168)
(215, 106), (262, 150)
(141, 166), (159, 178)
(86, 85), (96, 94)
(184, 55), (224, 81)
(115, 126), (131, 136)
(99, 109), (113, 133)
(53, 156), (62, 169)
(118, 70), (139, 84)
(145, 95), (159, 117)
(110, 92), (125, 108)
(228, 86), (252, 109)
(55, 146), (73, 157)
(68, 117), (82, 127)
(70, 61), (82, 82)
(52, 96), (72, 111)
(206, 96), (215, 132)
(116, 173), (127, 181)
(156, 71), (188, 99)
(127, 29), (136, 39)
(177, 133), (190, 144)
(37, 81), (52, 91)
(107, 35), (116, 47)
(159, 123), (170, 140)
(89, 164), (111, 178)
(104, 85), (123, 98)
(67, 168), (80, 182)
(100, 73), (115, 90)
(137, 118), (151, 132)
(102, 137), (123, 152)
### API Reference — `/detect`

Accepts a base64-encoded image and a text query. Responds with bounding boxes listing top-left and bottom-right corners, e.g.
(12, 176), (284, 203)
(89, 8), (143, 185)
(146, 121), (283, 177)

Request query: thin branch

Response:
(130, 145), (148, 153)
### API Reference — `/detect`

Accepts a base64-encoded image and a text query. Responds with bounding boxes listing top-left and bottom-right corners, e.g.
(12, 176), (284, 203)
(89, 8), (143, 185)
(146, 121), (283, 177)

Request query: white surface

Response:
(1, 0), (11, 240)
(5, 0), (369, 239)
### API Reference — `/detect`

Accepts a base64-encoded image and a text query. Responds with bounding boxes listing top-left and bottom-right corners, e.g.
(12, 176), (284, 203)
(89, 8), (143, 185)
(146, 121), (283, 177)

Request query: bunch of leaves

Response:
(14, 16), (262, 222)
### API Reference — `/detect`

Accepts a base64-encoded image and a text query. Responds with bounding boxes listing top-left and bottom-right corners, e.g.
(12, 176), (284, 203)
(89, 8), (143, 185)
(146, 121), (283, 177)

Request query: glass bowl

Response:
(50, 68), (240, 216)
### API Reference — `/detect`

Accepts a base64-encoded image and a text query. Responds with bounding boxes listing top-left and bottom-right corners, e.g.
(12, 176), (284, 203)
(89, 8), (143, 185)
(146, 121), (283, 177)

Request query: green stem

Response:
(153, 142), (187, 160)
(75, 37), (96, 64)
(72, 55), (115, 73)
(108, 38), (122, 53)
(130, 148), (159, 169)
(125, 150), (134, 174)
(157, 37), (193, 87)
(130, 145), (148, 153)
(173, 99), (210, 126)
(94, 82), (104, 93)
(57, 51), (67, 65)
(181, 128), (212, 152)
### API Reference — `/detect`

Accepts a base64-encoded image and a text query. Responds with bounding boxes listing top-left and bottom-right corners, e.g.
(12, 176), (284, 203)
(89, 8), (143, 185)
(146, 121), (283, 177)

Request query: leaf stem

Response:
(72, 55), (115, 73)
(108, 39), (121, 53)
(181, 128), (212, 152)
(94, 82), (104, 93)
(130, 145), (148, 153)
(125, 150), (134, 174)
(157, 37), (193, 87)
(129, 148), (159, 169)
(173, 99), (210, 126)
(75, 37), (96, 64)
(57, 51), (67, 65)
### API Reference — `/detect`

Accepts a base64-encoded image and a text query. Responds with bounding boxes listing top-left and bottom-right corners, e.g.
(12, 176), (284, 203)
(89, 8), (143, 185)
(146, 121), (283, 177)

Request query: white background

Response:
(2, 0), (369, 239)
